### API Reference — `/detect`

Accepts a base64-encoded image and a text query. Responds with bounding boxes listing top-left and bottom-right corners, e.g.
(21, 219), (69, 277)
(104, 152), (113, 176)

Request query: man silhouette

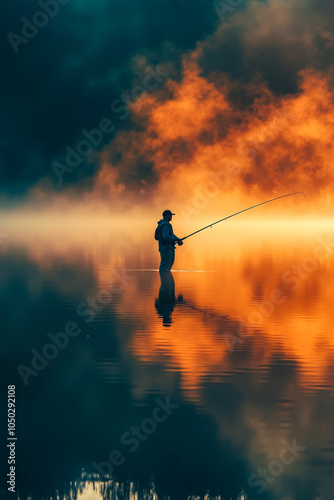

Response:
(156, 210), (183, 275)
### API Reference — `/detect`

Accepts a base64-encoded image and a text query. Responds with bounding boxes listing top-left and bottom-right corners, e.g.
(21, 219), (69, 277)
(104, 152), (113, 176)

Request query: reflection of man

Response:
(155, 267), (184, 326)
(155, 288), (183, 326)
(156, 210), (183, 274)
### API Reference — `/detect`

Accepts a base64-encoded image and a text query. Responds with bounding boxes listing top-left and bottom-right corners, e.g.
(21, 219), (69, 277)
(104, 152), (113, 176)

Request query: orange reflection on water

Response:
(127, 220), (334, 398)
(1, 214), (334, 396)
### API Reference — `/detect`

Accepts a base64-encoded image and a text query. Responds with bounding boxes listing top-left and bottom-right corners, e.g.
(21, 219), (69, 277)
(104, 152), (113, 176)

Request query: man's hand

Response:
(177, 239), (183, 246)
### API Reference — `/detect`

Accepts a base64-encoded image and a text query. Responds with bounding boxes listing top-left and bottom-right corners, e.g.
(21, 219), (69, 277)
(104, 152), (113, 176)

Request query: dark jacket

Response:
(157, 219), (179, 251)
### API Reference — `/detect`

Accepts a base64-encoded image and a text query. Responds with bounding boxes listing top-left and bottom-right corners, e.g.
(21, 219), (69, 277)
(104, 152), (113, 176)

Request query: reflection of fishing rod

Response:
(181, 191), (307, 241)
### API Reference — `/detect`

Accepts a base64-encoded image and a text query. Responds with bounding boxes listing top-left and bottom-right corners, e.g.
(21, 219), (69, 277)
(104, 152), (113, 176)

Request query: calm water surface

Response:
(1, 219), (334, 499)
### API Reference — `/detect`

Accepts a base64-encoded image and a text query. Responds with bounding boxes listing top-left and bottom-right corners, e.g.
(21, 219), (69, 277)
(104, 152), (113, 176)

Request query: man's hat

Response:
(162, 209), (175, 217)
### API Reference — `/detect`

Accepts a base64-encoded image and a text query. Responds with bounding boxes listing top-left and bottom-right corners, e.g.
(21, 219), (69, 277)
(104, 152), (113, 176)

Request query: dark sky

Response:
(1, 0), (333, 206)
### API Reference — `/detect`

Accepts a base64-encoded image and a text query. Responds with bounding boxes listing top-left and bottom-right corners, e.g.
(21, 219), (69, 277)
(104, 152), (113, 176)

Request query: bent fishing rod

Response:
(181, 191), (307, 241)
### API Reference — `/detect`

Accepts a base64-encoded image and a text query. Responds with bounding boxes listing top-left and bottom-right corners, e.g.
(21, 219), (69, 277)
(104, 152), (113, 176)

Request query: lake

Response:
(1, 216), (334, 499)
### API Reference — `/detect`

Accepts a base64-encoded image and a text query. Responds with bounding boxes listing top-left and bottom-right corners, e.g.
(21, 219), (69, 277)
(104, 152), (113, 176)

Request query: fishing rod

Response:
(181, 191), (307, 241)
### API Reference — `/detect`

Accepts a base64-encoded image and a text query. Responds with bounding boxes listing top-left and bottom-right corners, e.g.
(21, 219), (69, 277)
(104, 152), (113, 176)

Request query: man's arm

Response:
(161, 224), (178, 242)
(161, 224), (183, 245)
